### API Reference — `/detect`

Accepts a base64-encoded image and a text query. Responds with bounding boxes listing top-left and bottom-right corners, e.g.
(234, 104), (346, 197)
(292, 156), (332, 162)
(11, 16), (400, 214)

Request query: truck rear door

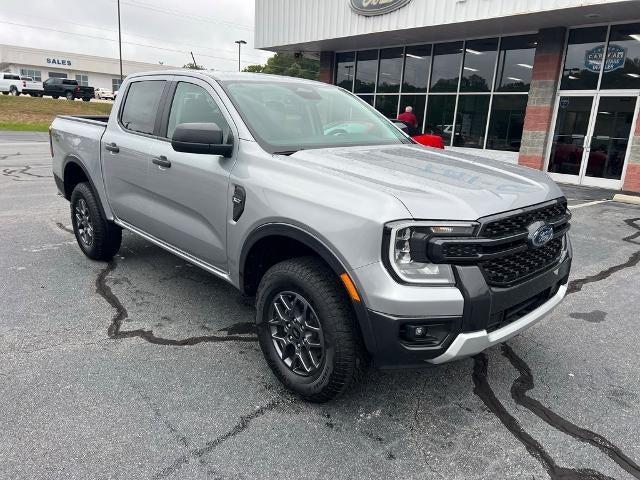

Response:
(139, 77), (236, 271)
(101, 77), (169, 233)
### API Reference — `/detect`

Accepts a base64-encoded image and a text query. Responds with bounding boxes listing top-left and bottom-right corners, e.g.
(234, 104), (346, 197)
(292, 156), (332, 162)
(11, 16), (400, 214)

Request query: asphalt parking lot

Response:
(1, 133), (639, 480)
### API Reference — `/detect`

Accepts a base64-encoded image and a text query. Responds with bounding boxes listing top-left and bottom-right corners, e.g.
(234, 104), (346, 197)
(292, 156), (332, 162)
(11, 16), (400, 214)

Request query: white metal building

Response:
(255, 0), (640, 192)
(0, 44), (174, 91)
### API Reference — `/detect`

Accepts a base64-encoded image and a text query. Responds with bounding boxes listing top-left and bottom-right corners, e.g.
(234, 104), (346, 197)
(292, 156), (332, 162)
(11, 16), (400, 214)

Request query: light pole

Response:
(117, 0), (123, 84)
(235, 40), (247, 72)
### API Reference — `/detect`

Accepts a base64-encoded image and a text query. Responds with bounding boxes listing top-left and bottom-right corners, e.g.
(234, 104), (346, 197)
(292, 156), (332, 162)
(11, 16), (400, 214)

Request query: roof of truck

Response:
(127, 69), (323, 85)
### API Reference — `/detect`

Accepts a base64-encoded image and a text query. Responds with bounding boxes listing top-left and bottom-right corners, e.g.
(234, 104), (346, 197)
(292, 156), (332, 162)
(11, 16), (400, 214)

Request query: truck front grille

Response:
(481, 201), (567, 239)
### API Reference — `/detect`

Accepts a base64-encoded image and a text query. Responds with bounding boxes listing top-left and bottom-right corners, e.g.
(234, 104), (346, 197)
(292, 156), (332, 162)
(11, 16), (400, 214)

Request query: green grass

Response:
(0, 94), (112, 131)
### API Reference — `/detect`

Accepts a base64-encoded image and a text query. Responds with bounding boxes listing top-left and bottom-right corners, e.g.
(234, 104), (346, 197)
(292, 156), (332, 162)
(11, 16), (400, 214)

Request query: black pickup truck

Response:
(43, 78), (94, 101)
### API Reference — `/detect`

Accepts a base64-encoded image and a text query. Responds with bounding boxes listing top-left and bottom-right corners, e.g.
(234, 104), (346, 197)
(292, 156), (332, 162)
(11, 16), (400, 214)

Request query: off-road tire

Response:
(256, 256), (366, 402)
(70, 182), (121, 260)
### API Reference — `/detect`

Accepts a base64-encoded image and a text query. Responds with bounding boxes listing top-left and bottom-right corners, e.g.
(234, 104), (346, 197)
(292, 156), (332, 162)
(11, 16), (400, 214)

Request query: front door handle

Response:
(152, 155), (171, 168)
(105, 142), (119, 153)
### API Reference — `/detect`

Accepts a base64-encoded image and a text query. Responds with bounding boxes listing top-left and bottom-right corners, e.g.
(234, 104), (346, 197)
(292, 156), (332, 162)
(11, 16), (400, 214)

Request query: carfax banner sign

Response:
(584, 44), (626, 73)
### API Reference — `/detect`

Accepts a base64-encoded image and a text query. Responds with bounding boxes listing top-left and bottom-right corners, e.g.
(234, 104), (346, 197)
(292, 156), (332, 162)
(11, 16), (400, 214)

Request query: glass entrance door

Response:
(547, 94), (639, 189)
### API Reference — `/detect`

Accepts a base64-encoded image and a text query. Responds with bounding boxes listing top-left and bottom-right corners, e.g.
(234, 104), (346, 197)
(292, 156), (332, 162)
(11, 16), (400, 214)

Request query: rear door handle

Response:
(152, 155), (171, 168)
(105, 142), (119, 153)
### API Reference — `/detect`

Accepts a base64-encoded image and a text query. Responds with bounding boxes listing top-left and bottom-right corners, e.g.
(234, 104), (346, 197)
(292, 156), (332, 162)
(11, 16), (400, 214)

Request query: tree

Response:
(183, 62), (205, 70)
(243, 53), (319, 80)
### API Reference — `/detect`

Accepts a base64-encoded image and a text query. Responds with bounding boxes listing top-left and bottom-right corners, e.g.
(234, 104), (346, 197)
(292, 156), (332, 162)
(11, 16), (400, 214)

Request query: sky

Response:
(0, 0), (273, 71)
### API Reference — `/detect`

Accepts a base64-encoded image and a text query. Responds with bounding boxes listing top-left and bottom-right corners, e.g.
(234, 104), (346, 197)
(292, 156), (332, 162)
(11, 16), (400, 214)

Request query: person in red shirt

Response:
(397, 106), (418, 128)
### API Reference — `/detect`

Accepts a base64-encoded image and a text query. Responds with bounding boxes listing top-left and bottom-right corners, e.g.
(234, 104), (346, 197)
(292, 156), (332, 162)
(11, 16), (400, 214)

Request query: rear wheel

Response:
(66, 92), (74, 101)
(9, 86), (19, 96)
(52, 95), (59, 99)
(82, 97), (90, 102)
(256, 257), (366, 402)
(70, 182), (122, 260)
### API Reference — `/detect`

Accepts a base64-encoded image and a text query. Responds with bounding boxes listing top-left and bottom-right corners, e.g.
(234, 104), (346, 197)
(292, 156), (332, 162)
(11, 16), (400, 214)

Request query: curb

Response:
(613, 194), (640, 206)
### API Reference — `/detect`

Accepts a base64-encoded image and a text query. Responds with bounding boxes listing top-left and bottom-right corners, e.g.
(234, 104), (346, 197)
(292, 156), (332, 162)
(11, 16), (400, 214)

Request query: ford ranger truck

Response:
(50, 71), (572, 402)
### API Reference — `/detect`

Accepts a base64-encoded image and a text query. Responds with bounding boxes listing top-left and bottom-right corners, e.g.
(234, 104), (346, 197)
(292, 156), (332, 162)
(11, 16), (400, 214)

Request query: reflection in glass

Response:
(496, 35), (537, 92)
(486, 95), (528, 151)
(402, 45), (431, 93)
(375, 95), (400, 119)
(454, 95), (490, 148)
(357, 95), (374, 106)
(335, 52), (355, 91)
(377, 48), (404, 93)
(600, 23), (640, 90)
(460, 38), (498, 92)
(560, 27), (608, 90)
(354, 50), (378, 93)
(585, 97), (637, 180)
(430, 42), (463, 92)
(547, 96), (593, 175)
(425, 95), (456, 144)
(398, 95), (427, 134)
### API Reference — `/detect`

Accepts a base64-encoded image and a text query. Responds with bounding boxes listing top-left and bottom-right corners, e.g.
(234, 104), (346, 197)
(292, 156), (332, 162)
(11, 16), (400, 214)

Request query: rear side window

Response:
(4, 74), (20, 80)
(62, 79), (77, 85)
(121, 80), (166, 135)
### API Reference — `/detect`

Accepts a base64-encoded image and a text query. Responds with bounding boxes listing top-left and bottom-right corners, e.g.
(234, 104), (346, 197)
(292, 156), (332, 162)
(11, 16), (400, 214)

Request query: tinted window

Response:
(62, 80), (78, 85)
(335, 52), (355, 91)
(399, 95), (426, 134)
(560, 27), (608, 90)
(495, 35), (537, 92)
(454, 95), (490, 148)
(167, 82), (230, 140)
(374, 95), (399, 119)
(460, 38), (498, 92)
(600, 23), (640, 89)
(425, 95), (456, 144)
(402, 45), (431, 93)
(377, 48), (403, 93)
(121, 80), (165, 135)
(486, 95), (528, 151)
(430, 42), (463, 92)
(354, 49), (378, 94)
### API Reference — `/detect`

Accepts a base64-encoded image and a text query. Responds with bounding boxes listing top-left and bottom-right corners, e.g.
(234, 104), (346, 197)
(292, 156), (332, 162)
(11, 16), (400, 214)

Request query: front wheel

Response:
(82, 97), (90, 102)
(70, 182), (122, 260)
(66, 92), (74, 100)
(9, 86), (19, 96)
(256, 257), (366, 402)
(52, 95), (59, 99)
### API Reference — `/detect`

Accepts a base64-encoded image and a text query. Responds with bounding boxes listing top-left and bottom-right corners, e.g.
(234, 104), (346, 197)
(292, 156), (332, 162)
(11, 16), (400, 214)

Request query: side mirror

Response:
(391, 120), (409, 134)
(171, 122), (233, 157)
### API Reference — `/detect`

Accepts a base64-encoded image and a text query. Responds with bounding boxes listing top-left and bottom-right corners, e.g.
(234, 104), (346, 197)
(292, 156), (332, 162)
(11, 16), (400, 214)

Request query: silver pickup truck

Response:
(50, 70), (572, 402)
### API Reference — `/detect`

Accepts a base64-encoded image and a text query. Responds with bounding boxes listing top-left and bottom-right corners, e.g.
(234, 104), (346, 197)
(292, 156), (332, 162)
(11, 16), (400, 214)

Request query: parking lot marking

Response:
(568, 200), (610, 210)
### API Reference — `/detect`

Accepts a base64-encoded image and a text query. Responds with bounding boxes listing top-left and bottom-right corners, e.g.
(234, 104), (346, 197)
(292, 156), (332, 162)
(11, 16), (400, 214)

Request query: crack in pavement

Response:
(472, 353), (616, 480)
(502, 345), (640, 479)
(567, 218), (640, 295)
(568, 310), (607, 323)
(55, 222), (74, 234)
(96, 260), (258, 346)
(1, 164), (52, 180)
(152, 400), (282, 479)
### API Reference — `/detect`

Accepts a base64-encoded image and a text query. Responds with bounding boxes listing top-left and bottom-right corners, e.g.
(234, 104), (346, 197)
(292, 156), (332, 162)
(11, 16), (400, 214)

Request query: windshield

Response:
(221, 80), (410, 153)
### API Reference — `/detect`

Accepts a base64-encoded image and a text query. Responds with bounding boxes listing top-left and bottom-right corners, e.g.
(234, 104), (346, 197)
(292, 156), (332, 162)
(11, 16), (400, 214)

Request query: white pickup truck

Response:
(0, 73), (23, 95)
(20, 76), (44, 97)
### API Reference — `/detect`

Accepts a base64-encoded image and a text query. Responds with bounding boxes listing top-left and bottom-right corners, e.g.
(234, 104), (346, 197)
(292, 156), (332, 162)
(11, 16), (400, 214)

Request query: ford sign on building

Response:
(255, 0), (640, 193)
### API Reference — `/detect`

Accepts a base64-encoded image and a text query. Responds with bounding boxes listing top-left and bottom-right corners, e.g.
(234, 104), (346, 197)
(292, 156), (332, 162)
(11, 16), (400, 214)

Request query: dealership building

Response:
(0, 44), (172, 92)
(255, 0), (640, 192)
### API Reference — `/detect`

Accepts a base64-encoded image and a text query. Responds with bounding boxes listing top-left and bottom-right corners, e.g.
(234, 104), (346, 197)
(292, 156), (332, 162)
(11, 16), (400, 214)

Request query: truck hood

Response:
(286, 145), (564, 220)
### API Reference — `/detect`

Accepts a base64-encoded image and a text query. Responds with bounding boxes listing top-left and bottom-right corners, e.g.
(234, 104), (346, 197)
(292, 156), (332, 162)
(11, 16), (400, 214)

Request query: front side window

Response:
(222, 80), (409, 153)
(120, 80), (166, 135)
(560, 27), (608, 90)
(167, 82), (230, 140)
(460, 38), (498, 92)
(600, 23), (640, 89)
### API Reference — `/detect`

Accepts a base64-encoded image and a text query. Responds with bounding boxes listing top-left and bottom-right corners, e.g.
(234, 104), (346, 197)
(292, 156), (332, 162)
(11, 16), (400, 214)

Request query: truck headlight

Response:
(386, 221), (477, 285)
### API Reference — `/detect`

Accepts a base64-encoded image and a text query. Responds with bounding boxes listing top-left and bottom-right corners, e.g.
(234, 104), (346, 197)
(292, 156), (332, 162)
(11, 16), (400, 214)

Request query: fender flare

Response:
(61, 156), (109, 220)
(239, 223), (378, 354)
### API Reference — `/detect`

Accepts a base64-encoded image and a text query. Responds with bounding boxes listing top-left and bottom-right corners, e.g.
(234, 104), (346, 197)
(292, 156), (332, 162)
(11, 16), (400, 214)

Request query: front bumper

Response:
(353, 243), (571, 368)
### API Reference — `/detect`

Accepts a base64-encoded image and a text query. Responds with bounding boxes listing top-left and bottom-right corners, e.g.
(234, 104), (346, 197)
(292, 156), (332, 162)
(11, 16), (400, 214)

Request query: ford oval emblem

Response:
(527, 221), (554, 248)
(350, 0), (412, 16)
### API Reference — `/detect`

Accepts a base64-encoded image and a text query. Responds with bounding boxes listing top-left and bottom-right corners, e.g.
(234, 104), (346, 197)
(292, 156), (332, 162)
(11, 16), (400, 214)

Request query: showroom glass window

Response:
(495, 35), (537, 92)
(399, 95), (426, 134)
(377, 48), (404, 93)
(454, 95), (490, 147)
(486, 95), (528, 151)
(600, 23), (640, 89)
(335, 52), (355, 91)
(375, 95), (399, 119)
(112, 79), (122, 92)
(430, 42), (463, 92)
(354, 50), (378, 94)
(402, 45), (431, 93)
(75, 75), (89, 87)
(425, 96), (456, 144)
(20, 69), (41, 81)
(460, 38), (498, 92)
(560, 26), (608, 90)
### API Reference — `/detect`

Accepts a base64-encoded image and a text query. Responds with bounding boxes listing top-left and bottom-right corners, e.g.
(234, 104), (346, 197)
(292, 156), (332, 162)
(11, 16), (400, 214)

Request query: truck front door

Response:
(142, 78), (236, 272)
